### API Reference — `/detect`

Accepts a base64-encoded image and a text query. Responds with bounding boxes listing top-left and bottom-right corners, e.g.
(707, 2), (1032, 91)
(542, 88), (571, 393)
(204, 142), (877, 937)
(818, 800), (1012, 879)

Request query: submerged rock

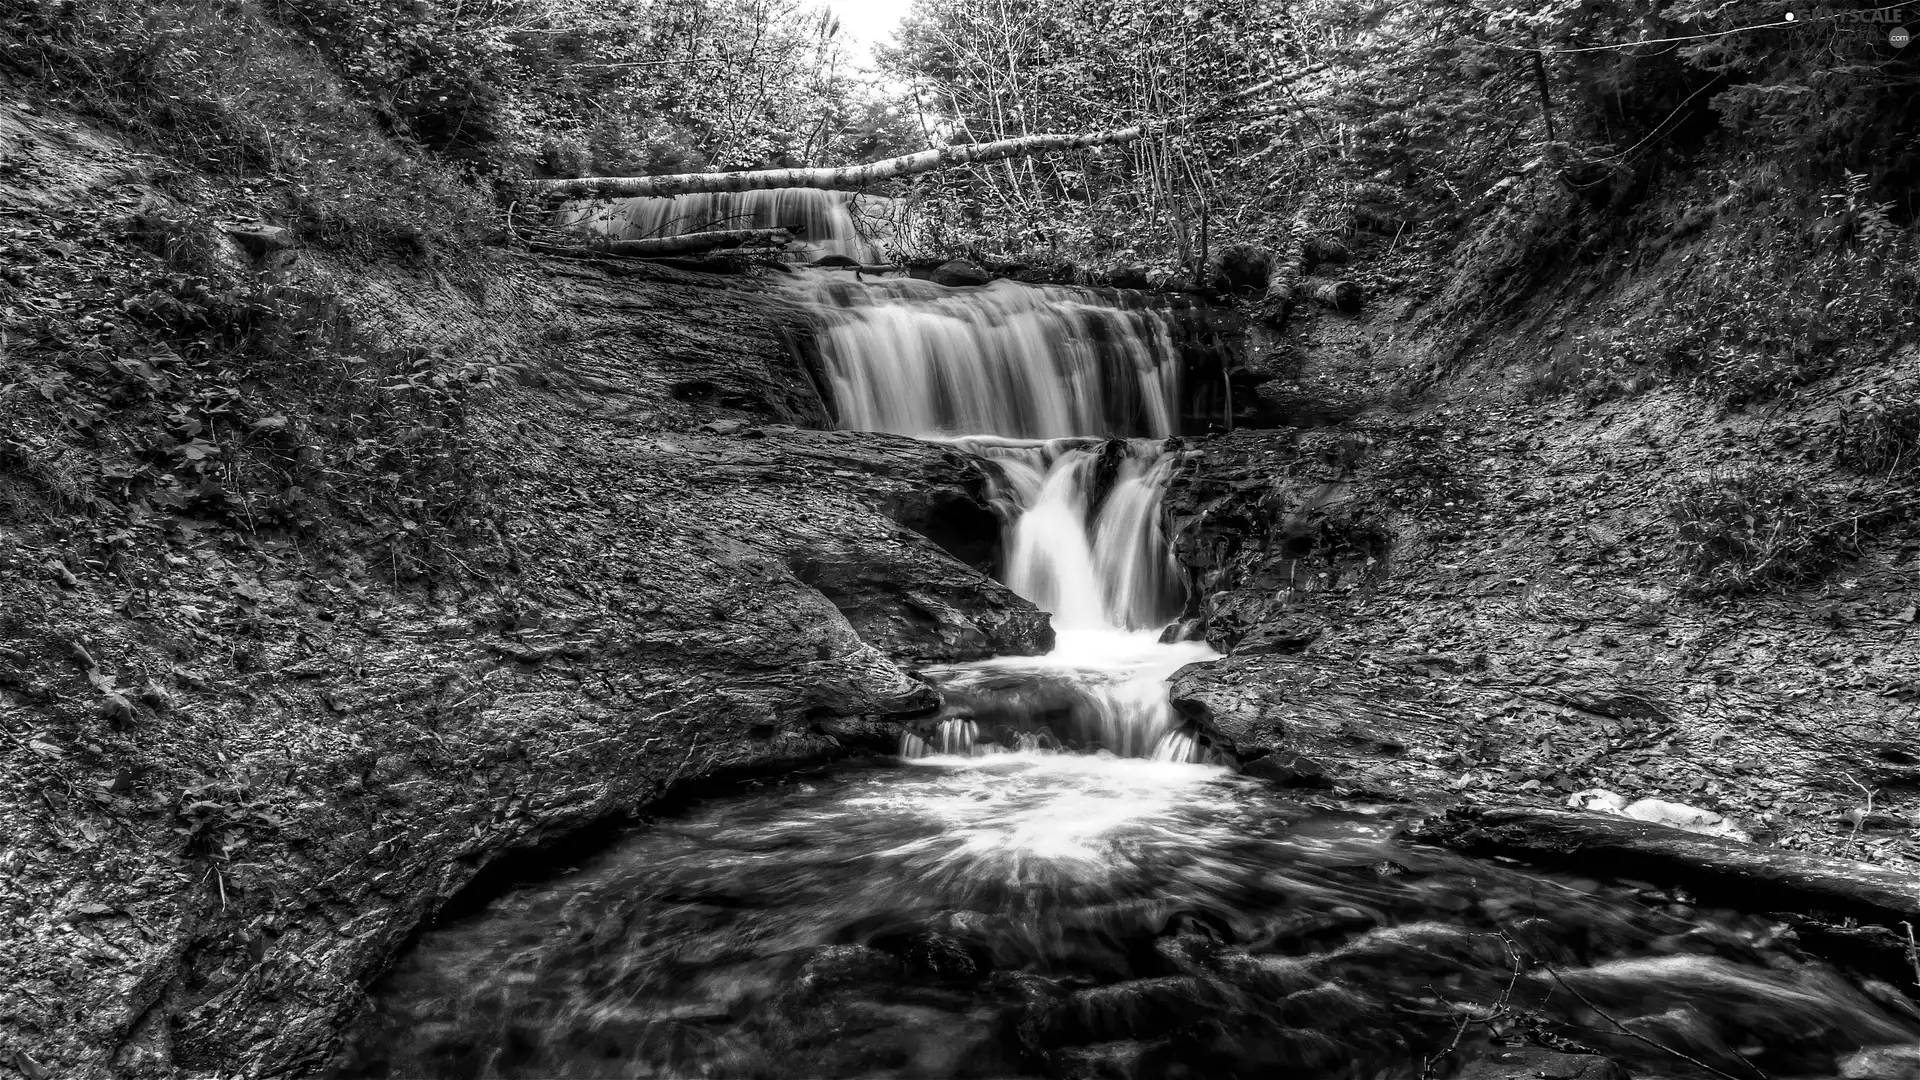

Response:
(1456, 1047), (1629, 1079)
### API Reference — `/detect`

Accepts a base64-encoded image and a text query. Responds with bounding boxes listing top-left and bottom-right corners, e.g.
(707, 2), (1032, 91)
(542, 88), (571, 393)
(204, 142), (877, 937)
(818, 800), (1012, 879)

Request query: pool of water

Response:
(331, 755), (1920, 1079)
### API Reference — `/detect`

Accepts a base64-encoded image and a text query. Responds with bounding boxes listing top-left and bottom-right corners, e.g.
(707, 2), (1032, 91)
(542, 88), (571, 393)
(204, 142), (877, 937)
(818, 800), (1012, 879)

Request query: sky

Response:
(822, 0), (914, 65)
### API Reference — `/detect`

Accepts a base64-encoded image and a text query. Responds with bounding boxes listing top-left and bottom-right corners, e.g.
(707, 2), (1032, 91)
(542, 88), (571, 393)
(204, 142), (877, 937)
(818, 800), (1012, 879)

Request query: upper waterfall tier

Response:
(559, 190), (890, 262)
(800, 275), (1186, 440)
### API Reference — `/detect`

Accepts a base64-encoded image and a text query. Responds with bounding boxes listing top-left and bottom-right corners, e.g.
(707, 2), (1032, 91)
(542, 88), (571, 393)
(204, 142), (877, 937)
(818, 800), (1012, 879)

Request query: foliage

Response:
(1836, 377), (1920, 476)
(879, 0), (1297, 275)
(4, 0), (497, 251)
(1523, 335), (1661, 404)
(273, 0), (877, 173)
(0, 207), (512, 583)
(1669, 468), (1862, 596)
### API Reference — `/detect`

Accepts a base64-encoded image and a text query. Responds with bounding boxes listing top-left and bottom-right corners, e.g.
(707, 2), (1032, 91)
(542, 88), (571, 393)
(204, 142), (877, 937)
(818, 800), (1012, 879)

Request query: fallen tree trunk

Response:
(524, 126), (1152, 202)
(1260, 204), (1315, 326)
(539, 227), (800, 258)
(1411, 806), (1920, 928)
(1300, 276), (1362, 311)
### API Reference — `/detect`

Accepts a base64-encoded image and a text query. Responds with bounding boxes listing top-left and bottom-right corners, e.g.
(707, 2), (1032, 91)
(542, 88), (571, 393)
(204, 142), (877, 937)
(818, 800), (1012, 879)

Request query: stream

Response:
(333, 268), (1920, 1079)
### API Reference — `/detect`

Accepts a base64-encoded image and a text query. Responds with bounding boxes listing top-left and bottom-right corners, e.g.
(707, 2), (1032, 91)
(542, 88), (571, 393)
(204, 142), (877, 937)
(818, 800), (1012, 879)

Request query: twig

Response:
(1902, 922), (1920, 989)
(1422, 935), (1527, 1078)
(1539, 962), (1764, 1080)
(1844, 774), (1876, 849)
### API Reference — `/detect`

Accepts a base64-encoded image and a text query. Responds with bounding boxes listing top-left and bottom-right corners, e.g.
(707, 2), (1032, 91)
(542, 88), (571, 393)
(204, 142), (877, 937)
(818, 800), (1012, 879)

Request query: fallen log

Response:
(1260, 204), (1315, 326)
(1410, 806), (1920, 928)
(1300, 276), (1362, 311)
(523, 126), (1153, 202)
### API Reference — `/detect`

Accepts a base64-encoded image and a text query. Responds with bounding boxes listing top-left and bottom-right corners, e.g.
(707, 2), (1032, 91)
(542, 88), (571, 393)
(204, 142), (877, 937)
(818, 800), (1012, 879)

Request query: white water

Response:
(559, 189), (889, 262)
(800, 276), (1185, 440)
(794, 272), (1217, 761)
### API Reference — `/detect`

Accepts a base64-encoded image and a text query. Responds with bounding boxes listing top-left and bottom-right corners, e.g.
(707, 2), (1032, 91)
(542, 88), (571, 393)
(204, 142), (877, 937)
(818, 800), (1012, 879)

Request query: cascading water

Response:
(337, 272), (1920, 1079)
(559, 189), (891, 262)
(788, 269), (1217, 760)
(801, 276), (1185, 439)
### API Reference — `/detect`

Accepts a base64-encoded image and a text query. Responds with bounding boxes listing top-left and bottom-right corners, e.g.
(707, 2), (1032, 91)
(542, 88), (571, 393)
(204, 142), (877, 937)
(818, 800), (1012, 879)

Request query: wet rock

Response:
(1239, 750), (1328, 788)
(903, 932), (981, 980)
(1211, 953), (1319, 998)
(795, 945), (899, 992)
(1054, 1039), (1164, 1080)
(1105, 265), (1152, 290)
(931, 258), (991, 287)
(1457, 1047), (1630, 1079)
(1056, 977), (1220, 1042)
(1841, 1044), (1920, 1079)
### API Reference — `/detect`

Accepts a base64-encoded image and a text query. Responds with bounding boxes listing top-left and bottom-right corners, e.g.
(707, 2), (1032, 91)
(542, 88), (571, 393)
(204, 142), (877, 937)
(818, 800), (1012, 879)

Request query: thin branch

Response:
(1538, 962), (1766, 1080)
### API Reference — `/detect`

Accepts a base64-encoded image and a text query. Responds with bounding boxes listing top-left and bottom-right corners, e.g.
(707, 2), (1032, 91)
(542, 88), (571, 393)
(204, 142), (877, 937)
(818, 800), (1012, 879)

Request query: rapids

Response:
(334, 272), (1920, 1079)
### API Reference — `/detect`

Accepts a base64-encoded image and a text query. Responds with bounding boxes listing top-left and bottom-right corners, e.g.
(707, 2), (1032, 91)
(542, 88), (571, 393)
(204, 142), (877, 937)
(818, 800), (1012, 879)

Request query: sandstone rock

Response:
(224, 224), (296, 256)
(930, 258), (991, 287)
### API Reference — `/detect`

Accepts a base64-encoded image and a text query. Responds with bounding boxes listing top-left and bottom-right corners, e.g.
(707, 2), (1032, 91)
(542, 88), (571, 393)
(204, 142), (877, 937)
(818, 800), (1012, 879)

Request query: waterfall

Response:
(801, 276), (1184, 440)
(559, 190), (890, 262)
(793, 270), (1220, 760)
(959, 437), (1182, 633)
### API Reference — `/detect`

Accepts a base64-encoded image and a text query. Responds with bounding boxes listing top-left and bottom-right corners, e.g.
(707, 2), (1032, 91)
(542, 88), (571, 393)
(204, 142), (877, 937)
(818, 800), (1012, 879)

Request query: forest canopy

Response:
(9, 0), (1917, 277)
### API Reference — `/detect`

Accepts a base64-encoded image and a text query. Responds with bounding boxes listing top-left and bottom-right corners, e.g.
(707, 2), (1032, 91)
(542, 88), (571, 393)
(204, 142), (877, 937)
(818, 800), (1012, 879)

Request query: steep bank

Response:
(0, 97), (1048, 1075)
(1163, 190), (1920, 866)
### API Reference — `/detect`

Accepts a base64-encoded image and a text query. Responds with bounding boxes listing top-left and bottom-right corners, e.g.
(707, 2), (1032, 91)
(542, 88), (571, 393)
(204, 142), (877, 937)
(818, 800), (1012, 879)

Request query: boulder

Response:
(930, 258), (992, 287)
(224, 224), (297, 256)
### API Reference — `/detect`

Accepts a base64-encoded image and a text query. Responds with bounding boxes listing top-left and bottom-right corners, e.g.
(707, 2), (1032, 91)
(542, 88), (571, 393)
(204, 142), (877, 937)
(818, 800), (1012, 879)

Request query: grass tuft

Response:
(1670, 468), (1868, 596)
(1835, 378), (1920, 476)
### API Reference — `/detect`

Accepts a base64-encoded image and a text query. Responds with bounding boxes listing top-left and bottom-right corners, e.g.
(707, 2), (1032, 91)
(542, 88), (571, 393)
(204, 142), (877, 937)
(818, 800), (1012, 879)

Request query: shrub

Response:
(1670, 469), (1864, 596)
(1523, 353), (1582, 402)
(8, 0), (498, 251)
(1836, 378), (1920, 476)
(1524, 334), (1661, 405)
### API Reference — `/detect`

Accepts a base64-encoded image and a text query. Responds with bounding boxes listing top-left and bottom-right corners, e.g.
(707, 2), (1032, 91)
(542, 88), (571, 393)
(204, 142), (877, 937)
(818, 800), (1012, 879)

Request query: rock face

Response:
(0, 99), (1053, 1077)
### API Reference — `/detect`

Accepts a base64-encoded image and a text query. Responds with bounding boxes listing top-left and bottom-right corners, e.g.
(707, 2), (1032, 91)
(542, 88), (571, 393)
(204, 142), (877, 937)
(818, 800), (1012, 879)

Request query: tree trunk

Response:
(1300, 276), (1362, 311)
(523, 126), (1153, 202)
(539, 227), (800, 258)
(1260, 204), (1315, 326)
